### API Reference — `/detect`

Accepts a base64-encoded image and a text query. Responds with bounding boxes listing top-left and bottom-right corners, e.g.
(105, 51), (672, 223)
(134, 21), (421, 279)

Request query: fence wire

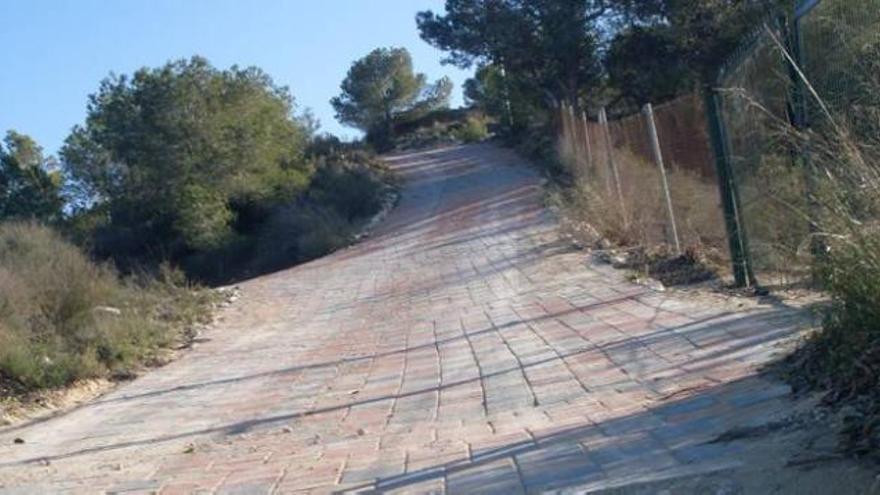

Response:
(560, 0), (880, 287)
(557, 96), (730, 268)
(715, 0), (880, 286)
(717, 23), (808, 283)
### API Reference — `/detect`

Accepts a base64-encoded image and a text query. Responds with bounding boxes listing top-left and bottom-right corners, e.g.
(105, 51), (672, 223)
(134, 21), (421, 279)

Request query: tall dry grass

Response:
(0, 223), (214, 391)
(729, 7), (880, 455)
(556, 106), (730, 273)
(785, 92), (880, 456)
(788, 85), (880, 400)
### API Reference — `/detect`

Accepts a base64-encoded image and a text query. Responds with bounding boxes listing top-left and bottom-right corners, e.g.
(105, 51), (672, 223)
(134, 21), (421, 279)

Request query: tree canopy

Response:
(62, 56), (312, 254)
(419, 0), (781, 116)
(605, 0), (780, 107)
(331, 47), (452, 149)
(417, 0), (606, 107)
(0, 130), (63, 222)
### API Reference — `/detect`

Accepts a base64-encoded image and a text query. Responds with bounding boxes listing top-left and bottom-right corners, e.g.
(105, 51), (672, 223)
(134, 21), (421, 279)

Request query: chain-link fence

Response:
(714, 0), (880, 287)
(557, 95), (731, 274)
(559, 0), (879, 288)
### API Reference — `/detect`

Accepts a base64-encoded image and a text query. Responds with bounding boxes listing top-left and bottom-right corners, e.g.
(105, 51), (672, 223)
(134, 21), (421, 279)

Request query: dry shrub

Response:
(252, 204), (354, 271)
(787, 119), (880, 456)
(0, 223), (214, 391)
(453, 114), (490, 143)
(774, 8), (880, 457)
(736, 152), (813, 279)
(247, 156), (391, 274)
(559, 141), (728, 272)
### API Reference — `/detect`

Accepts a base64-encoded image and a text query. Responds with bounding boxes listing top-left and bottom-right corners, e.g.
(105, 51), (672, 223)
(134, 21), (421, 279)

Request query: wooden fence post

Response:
(567, 104), (581, 169)
(643, 103), (682, 254)
(581, 111), (594, 176)
(598, 107), (627, 224)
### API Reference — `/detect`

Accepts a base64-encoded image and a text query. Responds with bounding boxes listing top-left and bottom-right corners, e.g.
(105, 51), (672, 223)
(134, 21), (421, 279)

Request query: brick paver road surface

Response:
(1, 144), (809, 493)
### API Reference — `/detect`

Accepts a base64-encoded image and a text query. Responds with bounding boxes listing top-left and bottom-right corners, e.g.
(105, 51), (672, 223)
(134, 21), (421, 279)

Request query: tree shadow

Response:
(0, 307), (803, 477)
(345, 373), (791, 494)
(205, 144), (544, 286)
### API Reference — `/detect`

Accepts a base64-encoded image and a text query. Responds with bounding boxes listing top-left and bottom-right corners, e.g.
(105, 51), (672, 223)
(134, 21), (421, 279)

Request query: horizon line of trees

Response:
(331, 47), (454, 151)
(0, 55), (395, 282)
(416, 0), (784, 134)
(1, 0), (790, 267)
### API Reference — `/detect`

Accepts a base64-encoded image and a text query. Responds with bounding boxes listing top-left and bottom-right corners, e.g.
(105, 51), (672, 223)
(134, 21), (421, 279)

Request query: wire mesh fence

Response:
(714, 0), (880, 286)
(716, 20), (807, 284)
(559, 0), (879, 288)
(557, 96), (731, 273)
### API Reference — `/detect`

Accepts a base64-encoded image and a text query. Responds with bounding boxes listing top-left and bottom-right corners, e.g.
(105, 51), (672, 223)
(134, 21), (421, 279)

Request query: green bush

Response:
(174, 184), (236, 251)
(0, 131), (63, 222)
(810, 232), (880, 381)
(61, 57), (312, 260)
(0, 223), (214, 391)
(308, 157), (388, 222)
(793, 227), (880, 457)
(391, 109), (495, 150)
(248, 156), (390, 273)
(453, 115), (490, 143)
(292, 207), (356, 261)
(781, 13), (880, 455)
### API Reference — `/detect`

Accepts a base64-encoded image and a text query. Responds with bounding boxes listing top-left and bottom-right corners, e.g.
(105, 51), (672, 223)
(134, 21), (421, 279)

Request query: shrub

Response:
(558, 146), (727, 265)
(777, 16), (880, 456)
(789, 136), (880, 455)
(247, 205), (351, 272)
(453, 114), (490, 143)
(0, 131), (63, 222)
(174, 184), (235, 251)
(307, 157), (388, 222)
(0, 223), (213, 391)
(61, 57), (312, 260)
(393, 109), (494, 150)
(516, 124), (565, 177)
(248, 156), (390, 272)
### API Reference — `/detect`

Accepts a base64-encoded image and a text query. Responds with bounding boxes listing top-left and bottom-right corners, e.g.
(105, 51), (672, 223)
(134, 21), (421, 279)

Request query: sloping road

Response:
(0, 145), (844, 493)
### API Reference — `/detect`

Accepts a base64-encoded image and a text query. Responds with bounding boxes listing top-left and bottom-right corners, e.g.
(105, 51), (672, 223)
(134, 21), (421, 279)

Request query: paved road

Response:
(0, 145), (807, 493)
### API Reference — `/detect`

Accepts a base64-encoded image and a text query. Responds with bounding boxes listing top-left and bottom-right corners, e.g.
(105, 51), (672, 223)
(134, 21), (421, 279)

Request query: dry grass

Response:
(747, 4), (880, 458)
(784, 106), (880, 455)
(556, 136), (729, 276)
(0, 222), (215, 392)
(553, 0), (880, 458)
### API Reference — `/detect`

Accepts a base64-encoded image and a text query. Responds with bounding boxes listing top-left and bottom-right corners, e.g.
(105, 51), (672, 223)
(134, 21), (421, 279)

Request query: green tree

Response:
(605, 25), (692, 106)
(421, 0), (780, 116)
(0, 131), (63, 221)
(331, 47), (452, 150)
(62, 57), (311, 255)
(463, 63), (538, 131)
(607, 0), (781, 104)
(417, 1), (605, 108)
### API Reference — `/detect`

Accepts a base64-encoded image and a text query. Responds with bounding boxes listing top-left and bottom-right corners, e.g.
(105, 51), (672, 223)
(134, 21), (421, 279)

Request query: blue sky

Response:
(0, 0), (470, 155)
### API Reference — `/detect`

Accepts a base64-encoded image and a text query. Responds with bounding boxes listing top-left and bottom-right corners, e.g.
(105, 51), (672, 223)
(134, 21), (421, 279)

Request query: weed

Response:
(0, 223), (214, 392)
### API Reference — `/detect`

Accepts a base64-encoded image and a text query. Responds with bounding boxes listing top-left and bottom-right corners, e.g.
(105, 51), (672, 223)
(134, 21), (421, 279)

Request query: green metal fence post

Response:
(703, 86), (758, 288)
(785, 9), (826, 283)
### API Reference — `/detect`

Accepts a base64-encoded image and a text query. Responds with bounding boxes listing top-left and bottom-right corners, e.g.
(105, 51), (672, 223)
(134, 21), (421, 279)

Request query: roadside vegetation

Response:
(3, 0), (877, 461)
(331, 47), (454, 152)
(331, 47), (492, 152)
(0, 57), (395, 396)
(419, 0), (880, 459)
(415, 1), (780, 283)
(417, 1), (777, 161)
(0, 223), (215, 391)
(780, 8), (880, 457)
(246, 143), (395, 277)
